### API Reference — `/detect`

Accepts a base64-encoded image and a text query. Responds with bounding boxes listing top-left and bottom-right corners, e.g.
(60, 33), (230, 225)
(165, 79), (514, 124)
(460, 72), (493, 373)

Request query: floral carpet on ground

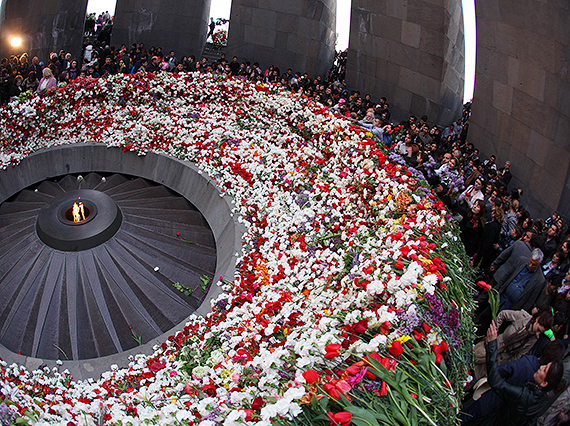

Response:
(0, 73), (474, 425)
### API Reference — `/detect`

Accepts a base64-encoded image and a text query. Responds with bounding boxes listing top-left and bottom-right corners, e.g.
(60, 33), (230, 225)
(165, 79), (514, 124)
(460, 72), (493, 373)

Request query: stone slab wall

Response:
(347, 0), (464, 125)
(0, 0), (87, 62)
(469, 0), (570, 219)
(226, 0), (337, 78)
(112, 0), (211, 60)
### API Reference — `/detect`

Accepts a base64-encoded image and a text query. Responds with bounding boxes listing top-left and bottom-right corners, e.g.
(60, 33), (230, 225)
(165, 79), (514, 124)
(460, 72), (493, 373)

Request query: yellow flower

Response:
(396, 335), (412, 344)
(220, 369), (232, 379)
(171, 397), (178, 405)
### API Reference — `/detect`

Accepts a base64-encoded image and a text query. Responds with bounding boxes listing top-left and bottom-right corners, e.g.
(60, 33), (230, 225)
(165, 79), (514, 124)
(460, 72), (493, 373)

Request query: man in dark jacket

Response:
(496, 249), (546, 312)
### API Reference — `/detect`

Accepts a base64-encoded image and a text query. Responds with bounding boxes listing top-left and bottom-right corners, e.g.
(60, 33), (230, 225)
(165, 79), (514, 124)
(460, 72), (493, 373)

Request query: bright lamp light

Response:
(10, 37), (22, 47)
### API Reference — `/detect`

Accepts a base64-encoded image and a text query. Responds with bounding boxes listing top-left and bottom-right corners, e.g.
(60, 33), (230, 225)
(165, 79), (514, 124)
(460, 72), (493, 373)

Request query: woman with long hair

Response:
(460, 199), (486, 258)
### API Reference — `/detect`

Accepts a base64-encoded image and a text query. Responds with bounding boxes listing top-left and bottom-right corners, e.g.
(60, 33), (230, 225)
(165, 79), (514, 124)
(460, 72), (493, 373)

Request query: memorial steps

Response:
(0, 173), (216, 360)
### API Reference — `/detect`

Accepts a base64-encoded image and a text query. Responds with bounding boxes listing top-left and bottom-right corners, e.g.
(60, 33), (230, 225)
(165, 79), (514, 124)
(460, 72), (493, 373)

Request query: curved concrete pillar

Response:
(0, 0), (87, 62)
(347, 0), (464, 124)
(112, 0), (211, 59)
(227, 0), (336, 78)
(469, 0), (570, 219)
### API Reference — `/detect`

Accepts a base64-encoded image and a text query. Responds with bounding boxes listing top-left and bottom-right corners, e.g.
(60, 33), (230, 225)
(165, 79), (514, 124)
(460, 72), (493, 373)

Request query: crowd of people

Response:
(1, 35), (570, 425)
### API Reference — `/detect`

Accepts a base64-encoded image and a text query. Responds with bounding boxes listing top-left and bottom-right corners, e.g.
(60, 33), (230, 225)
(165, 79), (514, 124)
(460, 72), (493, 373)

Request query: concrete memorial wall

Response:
(347, 0), (465, 125)
(112, 0), (211, 60)
(3, 0), (568, 221)
(469, 0), (570, 219)
(226, 0), (337, 79)
(0, 0), (88, 62)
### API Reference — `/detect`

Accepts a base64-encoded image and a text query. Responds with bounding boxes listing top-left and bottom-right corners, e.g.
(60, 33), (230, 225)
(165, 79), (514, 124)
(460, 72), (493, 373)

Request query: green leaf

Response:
(346, 406), (381, 426)
(409, 405), (418, 426)
(314, 414), (331, 421)
(200, 275), (211, 292)
(318, 396), (330, 411)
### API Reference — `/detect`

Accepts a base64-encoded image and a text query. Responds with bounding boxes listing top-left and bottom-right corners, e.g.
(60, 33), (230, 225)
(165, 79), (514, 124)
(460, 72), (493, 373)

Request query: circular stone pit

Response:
(0, 144), (244, 380)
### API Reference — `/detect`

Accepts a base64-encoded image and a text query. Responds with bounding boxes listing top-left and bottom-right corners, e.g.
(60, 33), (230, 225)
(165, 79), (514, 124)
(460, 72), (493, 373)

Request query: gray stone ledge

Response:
(0, 144), (244, 380)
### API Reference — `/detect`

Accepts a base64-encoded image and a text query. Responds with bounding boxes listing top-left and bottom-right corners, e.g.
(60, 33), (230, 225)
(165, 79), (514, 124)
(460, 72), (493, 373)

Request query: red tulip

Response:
(303, 369), (320, 384)
(325, 343), (341, 359)
(366, 352), (382, 364)
(346, 361), (364, 375)
(353, 319), (368, 334)
(325, 344), (342, 352)
(389, 341), (404, 358)
(440, 340), (449, 352)
(378, 380), (388, 396)
(477, 280), (491, 291)
(324, 383), (341, 399)
(365, 370), (376, 379)
(328, 411), (352, 426)
(413, 330), (425, 340)
(394, 262), (405, 270)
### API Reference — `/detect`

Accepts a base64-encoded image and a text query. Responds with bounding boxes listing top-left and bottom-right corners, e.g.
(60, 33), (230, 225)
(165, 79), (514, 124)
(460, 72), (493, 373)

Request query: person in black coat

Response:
(474, 207), (504, 273)
(461, 340), (565, 425)
(484, 321), (564, 426)
(460, 199), (486, 258)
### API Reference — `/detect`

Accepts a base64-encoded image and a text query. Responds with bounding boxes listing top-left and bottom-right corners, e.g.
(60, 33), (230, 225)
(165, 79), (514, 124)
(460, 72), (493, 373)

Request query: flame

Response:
(72, 201), (86, 222)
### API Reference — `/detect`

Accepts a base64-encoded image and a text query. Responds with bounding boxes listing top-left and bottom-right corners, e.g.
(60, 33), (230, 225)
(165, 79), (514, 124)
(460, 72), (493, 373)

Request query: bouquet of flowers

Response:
(212, 30), (228, 49)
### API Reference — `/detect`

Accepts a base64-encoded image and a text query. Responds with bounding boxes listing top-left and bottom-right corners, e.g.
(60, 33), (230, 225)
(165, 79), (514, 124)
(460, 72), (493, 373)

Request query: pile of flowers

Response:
(0, 73), (475, 425)
(212, 30), (228, 49)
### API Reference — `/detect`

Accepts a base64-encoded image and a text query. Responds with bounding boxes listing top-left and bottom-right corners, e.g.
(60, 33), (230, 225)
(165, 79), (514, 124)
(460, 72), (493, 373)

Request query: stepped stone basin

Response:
(0, 173), (217, 361)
